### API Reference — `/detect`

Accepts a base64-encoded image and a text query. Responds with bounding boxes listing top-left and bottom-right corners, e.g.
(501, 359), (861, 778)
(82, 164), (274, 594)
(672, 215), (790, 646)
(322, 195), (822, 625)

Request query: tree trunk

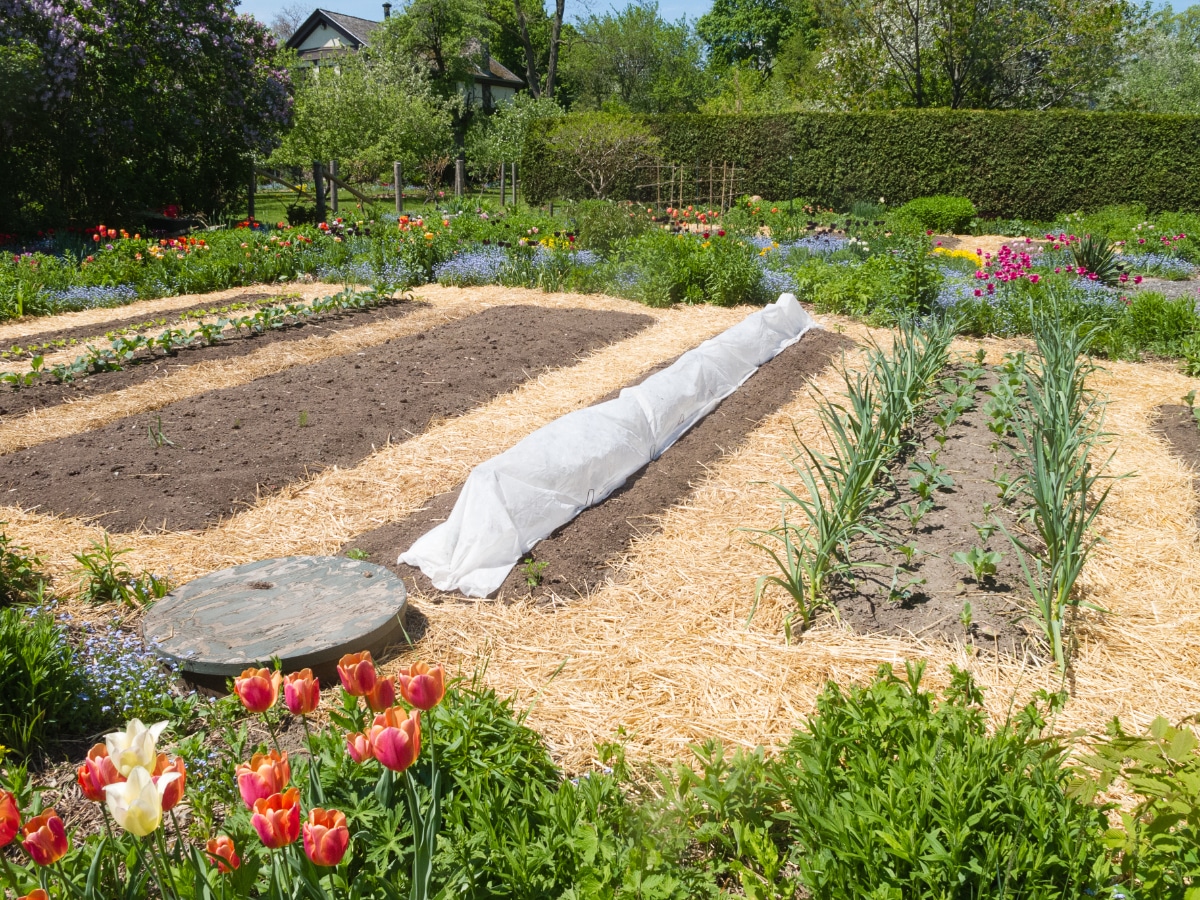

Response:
(545, 0), (565, 99)
(513, 0), (542, 99)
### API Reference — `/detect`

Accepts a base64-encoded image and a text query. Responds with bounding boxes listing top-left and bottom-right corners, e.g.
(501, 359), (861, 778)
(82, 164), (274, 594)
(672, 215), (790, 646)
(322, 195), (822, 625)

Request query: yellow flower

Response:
(931, 247), (982, 265)
(105, 719), (168, 776)
(424, 232), (434, 241)
(105, 766), (178, 837)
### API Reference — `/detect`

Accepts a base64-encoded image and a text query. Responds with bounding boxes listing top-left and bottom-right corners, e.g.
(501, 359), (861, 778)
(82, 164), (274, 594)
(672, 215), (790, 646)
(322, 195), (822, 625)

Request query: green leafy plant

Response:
(147, 415), (174, 448)
(907, 455), (955, 500)
(73, 537), (167, 607)
(0, 526), (45, 606)
(899, 498), (934, 529)
(1072, 233), (1122, 285)
(952, 546), (1003, 582)
(520, 557), (548, 587)
(345, 548), (370, 561)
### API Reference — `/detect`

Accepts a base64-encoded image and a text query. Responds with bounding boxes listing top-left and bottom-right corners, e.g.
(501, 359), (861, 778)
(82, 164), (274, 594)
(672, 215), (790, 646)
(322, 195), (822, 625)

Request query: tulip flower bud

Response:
(106, 766), (178, 837)
(152, 754), (187, 812)
(0, 789), (19, 847)
(369, 707), (420, 773)
(303, 808), (350, 866)
(21, 809), (69, 865)
(78, 743), (125, 802)
(18, 889), (49, 900)
(397, 662), (445, 711)
(252, 789), (301, 849)
(233, 667), (282, 713)
(365, 676), (395, 713)
(345, 731), (374, 763)
(284, 669), (320, 716)
(105, 719), (169, 776)
(337, 651), (377, 697)
(206, 835), (241, 873)
(236, 750), (290, 810)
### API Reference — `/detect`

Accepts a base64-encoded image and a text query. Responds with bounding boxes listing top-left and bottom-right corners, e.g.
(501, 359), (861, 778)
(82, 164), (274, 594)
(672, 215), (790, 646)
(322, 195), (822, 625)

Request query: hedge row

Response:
(522, 110), (1200, 219)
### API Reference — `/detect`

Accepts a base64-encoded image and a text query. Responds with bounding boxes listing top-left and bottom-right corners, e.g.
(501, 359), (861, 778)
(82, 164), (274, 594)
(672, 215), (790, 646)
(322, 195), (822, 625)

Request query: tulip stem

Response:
(0, 852), (23, 896)
(140, 839), (172, 900)
(169, 808), (186, 864)
(302, 715), (325, 804)
(154, 829), (183, 900)
(262, 711), (283, 755)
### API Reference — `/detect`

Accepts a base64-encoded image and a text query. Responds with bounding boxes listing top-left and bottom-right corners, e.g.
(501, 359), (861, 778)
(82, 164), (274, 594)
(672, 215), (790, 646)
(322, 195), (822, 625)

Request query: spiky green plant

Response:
(1071, 233), (1121, 285)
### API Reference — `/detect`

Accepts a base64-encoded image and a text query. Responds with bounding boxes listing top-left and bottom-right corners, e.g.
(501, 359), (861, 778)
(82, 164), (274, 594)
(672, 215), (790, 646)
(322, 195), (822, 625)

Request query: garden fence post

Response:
(511, 163), (517, 206)
(455, 157), (465, 197)
(248, 169), (255, 221)
(313, 161), (326, 223)
(330, 160), (339, 215)
(499, 163), (506, 207)
(394, 162), (403, 215)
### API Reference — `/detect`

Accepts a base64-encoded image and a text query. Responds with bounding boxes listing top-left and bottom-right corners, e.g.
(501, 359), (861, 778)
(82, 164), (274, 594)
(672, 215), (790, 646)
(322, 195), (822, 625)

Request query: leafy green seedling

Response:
(899, 499), (934, 529)
(1185, 390), (1197, 407)
(896, 544), (919, 564)
(298, 411), (311, 428)
(952, 546), (1003, 582)
(972, 520), (999, 542)
(960, 600), (973, 630)
(148, 415), (174, 448)
(521, 557), (548, 587)
(345, 548), (370, 561)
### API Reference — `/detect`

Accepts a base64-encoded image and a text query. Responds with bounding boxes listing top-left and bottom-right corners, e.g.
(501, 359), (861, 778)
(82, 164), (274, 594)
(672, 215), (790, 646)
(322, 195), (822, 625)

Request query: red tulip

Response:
(21, 809), (68, 866)
(397, 662), (445, 710)
(77, 743), (125, 803)
(303, 808), (350, 866)
(365, 676), (395, 713)
(369, 707), (420, 773)
(233, 667), (282, 713)
(345, 731), (374, 763)
(206, 835), (241, 873)
(237, 751), (290, 809)
(0, 789), (18, 847)
(337, 651), (377, 697)
(251, 789), (301, 849)
(152, 754), (187, 812)
(284, 669), (320, 716)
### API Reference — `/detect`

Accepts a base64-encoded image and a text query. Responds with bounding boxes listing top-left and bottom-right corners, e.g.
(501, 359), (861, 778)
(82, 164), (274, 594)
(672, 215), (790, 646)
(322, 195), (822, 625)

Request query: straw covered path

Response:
(4, 286), (1199, 771)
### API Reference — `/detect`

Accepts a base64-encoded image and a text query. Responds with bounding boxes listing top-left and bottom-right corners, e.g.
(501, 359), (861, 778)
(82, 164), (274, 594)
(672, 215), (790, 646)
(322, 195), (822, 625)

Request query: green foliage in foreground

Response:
(0, 606), (89, 755)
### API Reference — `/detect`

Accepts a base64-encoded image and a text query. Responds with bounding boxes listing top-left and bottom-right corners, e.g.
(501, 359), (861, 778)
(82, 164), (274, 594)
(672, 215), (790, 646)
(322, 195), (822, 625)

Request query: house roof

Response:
(285, 8), (523, 87)
(286, 9), (381, 52)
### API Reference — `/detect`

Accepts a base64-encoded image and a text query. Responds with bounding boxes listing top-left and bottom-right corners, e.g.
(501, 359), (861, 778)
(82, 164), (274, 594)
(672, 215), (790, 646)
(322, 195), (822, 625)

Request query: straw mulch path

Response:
(0, 282), (347, 345)
(387, 322), (1200, 770)
(4, 292), (747, 588)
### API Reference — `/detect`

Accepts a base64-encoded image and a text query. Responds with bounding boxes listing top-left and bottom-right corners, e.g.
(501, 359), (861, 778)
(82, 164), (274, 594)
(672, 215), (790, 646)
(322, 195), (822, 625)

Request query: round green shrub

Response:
(890, 195), (978, 233)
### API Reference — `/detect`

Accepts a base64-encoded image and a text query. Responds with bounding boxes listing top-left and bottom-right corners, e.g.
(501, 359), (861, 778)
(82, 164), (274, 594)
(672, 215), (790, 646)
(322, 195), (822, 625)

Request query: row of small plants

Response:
(1, 524), (1199, 895)
(749, 317), (956, 638)
(0, 288), (391, 390)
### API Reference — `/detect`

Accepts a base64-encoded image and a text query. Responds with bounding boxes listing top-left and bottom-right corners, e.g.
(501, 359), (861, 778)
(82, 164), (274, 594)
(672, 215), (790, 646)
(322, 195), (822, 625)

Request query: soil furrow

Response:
(343, 327), (853, 600)
(0, 305), (652, 533)
(0, 298), (422, 421)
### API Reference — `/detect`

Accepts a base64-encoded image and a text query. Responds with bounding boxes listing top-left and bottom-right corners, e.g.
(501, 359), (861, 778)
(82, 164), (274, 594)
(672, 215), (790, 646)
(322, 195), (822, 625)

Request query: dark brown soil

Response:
(0, 306), (652, 532)
(0, 298), (424, 421)
(833, 371), (1040, 657)
(1155, 405), (1200, 483)
(344, 328), (854, 600)
(1, 290), (286, 356)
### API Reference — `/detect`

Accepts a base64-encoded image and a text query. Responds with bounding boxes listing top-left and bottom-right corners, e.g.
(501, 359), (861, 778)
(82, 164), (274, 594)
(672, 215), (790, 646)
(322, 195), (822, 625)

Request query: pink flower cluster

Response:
(972, 244), (1040, 296)
(1044, 232), (1079, 250)
(1137, 233), (1188, 247)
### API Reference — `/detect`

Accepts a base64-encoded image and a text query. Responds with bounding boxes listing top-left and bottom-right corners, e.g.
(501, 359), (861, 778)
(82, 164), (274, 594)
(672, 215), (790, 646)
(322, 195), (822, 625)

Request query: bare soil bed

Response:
(0, 305), (651, 532)
(833, 371), (1038, 657)
(345, 328), (853, 600)
(1155, 404), (1200, 489)
(0, 298), (423, 420)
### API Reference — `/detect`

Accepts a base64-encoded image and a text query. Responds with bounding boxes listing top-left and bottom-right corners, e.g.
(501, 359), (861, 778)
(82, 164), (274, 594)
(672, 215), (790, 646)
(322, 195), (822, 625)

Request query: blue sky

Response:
(238, 0), (715, 26)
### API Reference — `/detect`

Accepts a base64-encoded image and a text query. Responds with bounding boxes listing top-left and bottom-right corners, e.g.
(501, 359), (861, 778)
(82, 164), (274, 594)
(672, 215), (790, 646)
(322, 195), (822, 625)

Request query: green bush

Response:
(890, 195), (977, 233)
(617, 230), (770, 307)
(0, 607), (90, 757)
(773, 663), (1114, 898)
(0, 527), (45, 607)
(524, 111), (1200, 219)
(573, 200), (653, 253)
(1121, 290), (1200, 357)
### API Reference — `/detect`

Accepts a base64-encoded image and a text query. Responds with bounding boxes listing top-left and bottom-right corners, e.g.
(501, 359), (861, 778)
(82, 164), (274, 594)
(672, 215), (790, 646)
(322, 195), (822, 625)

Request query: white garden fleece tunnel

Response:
(400, 294), (817, 597)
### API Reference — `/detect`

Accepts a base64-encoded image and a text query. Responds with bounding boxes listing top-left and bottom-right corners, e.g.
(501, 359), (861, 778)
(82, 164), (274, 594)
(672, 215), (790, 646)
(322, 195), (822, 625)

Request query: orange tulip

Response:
(251, 789), (301, 849)
(365, 676), (395, 713)
(237, 750), (290, 809)
(21, 809), (68, 866)
(345, 731), (374, 763)
(283, 669), (320, 716)
(77, 743), (125, 803)
(303, 808), (349, 866)
(233, 667), (281, 713)
(152, 754), (187, 812)
(206, 835), (241, 873)
(398, 662), (445, 710)
(0, 789), (18, 847)
(18, 890), (49, 900)
(337, 651), (377, 697)
(369, 707), (420, 773)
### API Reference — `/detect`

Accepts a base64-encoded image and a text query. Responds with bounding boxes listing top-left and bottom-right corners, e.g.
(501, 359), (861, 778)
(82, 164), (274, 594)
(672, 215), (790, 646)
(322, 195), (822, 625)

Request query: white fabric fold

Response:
(400, 294), (816, 597)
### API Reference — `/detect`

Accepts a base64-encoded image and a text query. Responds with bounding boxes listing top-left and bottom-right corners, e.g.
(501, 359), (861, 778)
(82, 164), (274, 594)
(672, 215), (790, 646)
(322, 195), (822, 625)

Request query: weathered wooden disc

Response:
(142, 556), (408, 685)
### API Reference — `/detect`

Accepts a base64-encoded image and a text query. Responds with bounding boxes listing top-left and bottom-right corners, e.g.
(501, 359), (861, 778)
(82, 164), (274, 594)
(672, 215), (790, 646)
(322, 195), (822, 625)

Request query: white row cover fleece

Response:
(400, 294), (817, 597)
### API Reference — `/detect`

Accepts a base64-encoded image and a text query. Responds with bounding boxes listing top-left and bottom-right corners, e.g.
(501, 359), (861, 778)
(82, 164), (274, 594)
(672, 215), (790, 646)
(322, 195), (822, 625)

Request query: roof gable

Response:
(286, 9), (381, 51)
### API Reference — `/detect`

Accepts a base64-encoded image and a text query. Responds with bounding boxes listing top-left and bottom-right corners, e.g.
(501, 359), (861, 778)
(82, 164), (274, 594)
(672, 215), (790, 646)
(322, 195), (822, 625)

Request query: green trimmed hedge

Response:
(523, 110), (1200, 219)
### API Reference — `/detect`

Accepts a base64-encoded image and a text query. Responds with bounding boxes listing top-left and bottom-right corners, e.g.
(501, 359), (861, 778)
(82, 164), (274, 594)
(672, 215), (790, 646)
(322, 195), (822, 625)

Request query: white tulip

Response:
(105, 766), (179, 837)
(105, 719), (169, 776)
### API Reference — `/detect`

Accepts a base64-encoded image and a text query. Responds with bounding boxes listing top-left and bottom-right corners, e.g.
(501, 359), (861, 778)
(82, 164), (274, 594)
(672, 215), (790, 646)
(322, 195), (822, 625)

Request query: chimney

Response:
(382, 2), (391, 17)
